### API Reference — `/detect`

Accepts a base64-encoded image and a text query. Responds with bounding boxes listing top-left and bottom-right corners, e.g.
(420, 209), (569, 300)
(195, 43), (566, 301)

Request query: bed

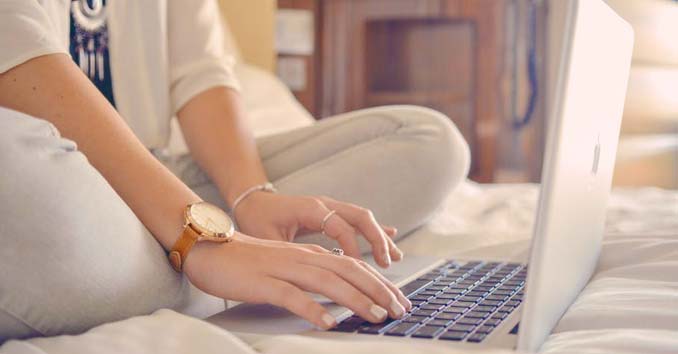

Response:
(1, 64), (676, 354)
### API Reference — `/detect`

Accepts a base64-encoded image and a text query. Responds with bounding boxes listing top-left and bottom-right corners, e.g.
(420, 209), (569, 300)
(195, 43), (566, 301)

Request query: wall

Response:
(218, 0), (276, 72)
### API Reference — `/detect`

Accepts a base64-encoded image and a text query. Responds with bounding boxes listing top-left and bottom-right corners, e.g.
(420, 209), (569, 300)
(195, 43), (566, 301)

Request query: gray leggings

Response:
(0, 105), (469, 340)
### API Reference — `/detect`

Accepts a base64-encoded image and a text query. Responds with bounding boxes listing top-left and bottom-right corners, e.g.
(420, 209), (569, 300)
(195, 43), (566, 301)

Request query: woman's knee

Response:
(0, 108), (189, 339)
(370, 105), (470, 192)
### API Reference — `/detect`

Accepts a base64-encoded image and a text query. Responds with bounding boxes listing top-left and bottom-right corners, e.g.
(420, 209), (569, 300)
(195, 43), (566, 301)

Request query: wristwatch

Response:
(168, 202), (235, 272)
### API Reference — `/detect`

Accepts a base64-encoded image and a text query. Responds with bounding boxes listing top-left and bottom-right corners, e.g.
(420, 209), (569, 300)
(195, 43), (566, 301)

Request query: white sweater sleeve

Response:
(0, 0), (68, 74)
(167, 0), (241, 114)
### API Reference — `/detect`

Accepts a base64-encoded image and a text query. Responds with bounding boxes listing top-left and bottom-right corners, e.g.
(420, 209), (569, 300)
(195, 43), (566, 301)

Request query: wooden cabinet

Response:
(278, 0), (547, 182)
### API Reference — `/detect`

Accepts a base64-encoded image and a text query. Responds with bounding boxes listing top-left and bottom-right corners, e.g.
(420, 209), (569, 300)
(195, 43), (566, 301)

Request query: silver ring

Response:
(331, 248), (344, 256)
(320, 210), (337, 236)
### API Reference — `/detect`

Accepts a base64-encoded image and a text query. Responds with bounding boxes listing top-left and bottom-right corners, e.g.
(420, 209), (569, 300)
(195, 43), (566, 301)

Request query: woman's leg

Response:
(177, 105), (469, 252)
(0, 108), (190, 340)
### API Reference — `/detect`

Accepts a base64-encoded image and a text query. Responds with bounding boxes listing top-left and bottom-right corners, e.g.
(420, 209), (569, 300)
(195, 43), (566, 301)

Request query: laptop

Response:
(207, 0), (634, 352)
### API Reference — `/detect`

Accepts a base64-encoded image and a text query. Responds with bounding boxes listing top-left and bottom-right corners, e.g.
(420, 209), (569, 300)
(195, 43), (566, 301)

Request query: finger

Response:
(297, 197), (363, 259)
(265, 278), (336, 330)
(319, 199), (395, 268)
(322, 213), (362, 259)
(377, 224), (402, 262)
(358, 261), (411, 311)
(381, 225), (398, 238)
(384, 234), (404, 262)
(274, 262), (393, 323)
(300, 251), (407, 319)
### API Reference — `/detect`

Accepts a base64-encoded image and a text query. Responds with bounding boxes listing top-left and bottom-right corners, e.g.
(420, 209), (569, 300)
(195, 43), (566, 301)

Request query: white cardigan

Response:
(0, 0), (240, 149)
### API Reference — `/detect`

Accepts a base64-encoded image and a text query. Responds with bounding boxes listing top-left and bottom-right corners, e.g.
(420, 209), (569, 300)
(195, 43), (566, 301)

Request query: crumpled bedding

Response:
(2, 182), (676, 354)
(3, 61), (677, 353)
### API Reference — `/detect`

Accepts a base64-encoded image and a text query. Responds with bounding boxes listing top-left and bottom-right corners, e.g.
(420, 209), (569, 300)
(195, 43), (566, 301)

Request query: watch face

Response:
(187, 202), (234, 239)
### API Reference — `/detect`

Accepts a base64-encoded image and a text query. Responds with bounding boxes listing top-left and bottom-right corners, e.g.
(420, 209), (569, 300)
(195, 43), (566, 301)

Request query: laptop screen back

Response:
(517, 0), (634, 351)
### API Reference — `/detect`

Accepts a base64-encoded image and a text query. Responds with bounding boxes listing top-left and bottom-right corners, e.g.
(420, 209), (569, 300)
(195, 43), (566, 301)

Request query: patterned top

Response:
(2, 0), (241, 148)
(69, 0), (115, 106)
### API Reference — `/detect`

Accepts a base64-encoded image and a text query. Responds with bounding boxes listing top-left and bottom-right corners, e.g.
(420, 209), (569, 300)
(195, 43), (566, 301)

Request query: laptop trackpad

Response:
(205, 254), (441, 335)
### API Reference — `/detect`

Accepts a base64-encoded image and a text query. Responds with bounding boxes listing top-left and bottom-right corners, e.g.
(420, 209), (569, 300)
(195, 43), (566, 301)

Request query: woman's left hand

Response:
(233, 192), (403, 268)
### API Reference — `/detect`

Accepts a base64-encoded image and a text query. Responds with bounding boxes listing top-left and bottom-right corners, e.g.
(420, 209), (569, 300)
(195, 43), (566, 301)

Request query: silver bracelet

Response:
(231, 182), (277, 216)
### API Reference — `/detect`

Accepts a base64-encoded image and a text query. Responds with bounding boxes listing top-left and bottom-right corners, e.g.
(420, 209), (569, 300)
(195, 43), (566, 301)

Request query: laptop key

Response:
(435, 312), (461, 320)
(467, 290), (488, 297)
(484, 318), (502, 326)
(506, 300), (521, 307)
(428, 285), (447, 291)
(385, 322), (419, 336)
(401, 280), (432, 297)
(449, 324), (476, 332)
(427, 319), (453, 327)
(474, 305), (496, 312)
(439, 330), (468, 341)
(467, 332), (487, 343)
(475, 325), (494, 334)
(465, 311), (490, 319)
(449, 301), (475, 308)
(442, 306), (467, 314)
(447, 285), (468, 291)
(498, 305), (515, 313)
(486, 294), (509, 301)
(420, 304), (444, 311)
(411, 309), (436, 317)
(439, 276), (461, 283)
(411, 295), (433, 302)
(330, 316), (365, 332)
(456, 317), (483, 326)
(491, 312), (508, 320)
(459, 296), (482, 303)
(411, 325), (444, 338)
(357, 319), (395, 335)
(480, 300), (502, 307)
(429, 298), (452, 305)
(474, 285), (493, 292)
(402, 315), (427, 323)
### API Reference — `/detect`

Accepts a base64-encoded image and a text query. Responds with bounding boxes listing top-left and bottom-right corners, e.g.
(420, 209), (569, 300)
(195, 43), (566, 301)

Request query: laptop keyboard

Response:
(330, 260), (526, 343)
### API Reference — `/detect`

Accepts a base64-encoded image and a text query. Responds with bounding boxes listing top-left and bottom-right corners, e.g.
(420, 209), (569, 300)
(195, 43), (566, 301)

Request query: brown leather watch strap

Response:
(169, 226), (200, 272)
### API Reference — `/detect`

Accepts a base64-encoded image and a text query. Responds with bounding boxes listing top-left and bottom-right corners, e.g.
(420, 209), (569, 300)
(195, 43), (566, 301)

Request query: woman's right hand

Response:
(184, 232), (412, 329)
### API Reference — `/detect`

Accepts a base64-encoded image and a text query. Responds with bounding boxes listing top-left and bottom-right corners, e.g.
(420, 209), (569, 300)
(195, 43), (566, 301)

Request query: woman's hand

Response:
(233, 192), (403, 268)
(184, 233), (411, 329)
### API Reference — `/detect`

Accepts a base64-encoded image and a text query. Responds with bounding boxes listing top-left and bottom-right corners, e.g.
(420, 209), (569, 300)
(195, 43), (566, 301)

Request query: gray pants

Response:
(0, 105), (469, 340)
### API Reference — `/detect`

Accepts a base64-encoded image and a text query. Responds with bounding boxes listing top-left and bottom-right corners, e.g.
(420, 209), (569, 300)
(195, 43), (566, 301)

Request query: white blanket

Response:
(3, 182), (676, 354)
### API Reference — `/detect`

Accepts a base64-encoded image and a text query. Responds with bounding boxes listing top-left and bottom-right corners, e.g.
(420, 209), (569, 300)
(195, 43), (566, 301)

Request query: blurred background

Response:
(219, 0), (677, 189)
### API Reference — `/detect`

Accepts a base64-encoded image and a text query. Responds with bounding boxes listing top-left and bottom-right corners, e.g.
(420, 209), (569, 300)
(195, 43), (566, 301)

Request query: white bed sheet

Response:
(3, 182), (675, 354)
(2, 66), (676, 354)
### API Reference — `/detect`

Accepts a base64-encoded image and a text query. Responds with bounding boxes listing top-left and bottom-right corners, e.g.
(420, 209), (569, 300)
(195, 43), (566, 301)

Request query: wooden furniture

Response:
(278, 0), (548, 182)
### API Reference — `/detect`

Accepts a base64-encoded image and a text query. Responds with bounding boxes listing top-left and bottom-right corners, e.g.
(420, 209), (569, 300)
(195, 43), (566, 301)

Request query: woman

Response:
(0, 0), (469, 340)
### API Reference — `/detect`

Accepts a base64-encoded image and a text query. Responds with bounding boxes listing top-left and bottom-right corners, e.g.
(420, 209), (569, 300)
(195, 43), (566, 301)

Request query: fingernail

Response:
(393, 248), (404, 261)
(384, 251), (392, 267)
(370, 304), (388, 321)
(390, 300), (405, 318)
(321, 314), (336, 329)
(403, 297), (413, 311)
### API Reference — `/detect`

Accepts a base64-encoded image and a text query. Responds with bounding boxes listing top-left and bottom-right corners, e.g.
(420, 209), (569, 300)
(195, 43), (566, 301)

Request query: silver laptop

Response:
(207, 0), (634, 351)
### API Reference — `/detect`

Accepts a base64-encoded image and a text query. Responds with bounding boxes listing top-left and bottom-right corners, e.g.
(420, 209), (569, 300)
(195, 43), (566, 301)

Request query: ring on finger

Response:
(320, 210), (337, 236)
(331, 248), (344, 256)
